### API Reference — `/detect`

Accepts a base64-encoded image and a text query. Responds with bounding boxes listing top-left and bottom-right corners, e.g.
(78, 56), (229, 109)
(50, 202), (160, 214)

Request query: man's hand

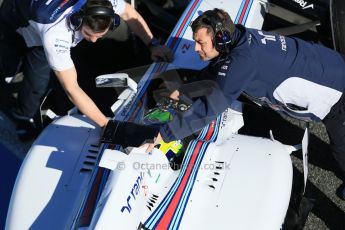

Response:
(150, 45), (174, 62)
(120, 3), (173, 62)
(141, 133), (163, 153)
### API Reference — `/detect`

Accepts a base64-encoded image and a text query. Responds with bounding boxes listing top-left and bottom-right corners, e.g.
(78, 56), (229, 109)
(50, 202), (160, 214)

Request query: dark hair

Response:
(191, 8), (235, 36)
(83, 0), (113, 32)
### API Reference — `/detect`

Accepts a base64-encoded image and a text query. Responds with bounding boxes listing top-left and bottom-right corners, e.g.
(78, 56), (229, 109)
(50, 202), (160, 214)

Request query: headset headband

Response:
(69, 4), (120, 32)
(83, 6), (115, 17)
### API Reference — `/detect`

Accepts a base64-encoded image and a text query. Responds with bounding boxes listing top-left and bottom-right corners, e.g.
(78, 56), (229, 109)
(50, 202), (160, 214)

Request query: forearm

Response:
(66, 86), (109, 127)
(54, 68), (108, 127)
(160, 101), (220, 142)
(160, 82), (231, 142)
(120, 3), (153, 45)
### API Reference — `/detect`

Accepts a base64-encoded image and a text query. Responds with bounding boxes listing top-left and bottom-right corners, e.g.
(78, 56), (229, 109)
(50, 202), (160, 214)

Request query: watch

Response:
(148, 37), (160, 48)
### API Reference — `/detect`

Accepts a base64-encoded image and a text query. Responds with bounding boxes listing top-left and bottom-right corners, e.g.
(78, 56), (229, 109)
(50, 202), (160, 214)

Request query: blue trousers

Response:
(323, 92), (345, 180)
(0, 8), (51, 120)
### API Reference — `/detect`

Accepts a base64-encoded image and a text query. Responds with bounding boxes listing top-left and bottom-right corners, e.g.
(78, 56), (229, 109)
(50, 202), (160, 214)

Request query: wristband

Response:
(148, 37), (160, 48)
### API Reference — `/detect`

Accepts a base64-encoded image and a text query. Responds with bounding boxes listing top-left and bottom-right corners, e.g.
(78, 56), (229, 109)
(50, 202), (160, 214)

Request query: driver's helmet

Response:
(157, 139), (183, 163)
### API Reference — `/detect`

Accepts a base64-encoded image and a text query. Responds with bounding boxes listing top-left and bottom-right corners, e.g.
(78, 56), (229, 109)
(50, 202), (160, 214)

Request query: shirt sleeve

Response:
(41, 22), (74, 71)
(160, 54), (256, 142)
(108, 0), (126, 15)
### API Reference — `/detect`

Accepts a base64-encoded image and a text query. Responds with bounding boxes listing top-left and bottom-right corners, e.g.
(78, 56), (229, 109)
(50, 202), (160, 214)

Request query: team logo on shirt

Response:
(221, 65), (228, 70)
(279, 35), (287, 51)
(258, 31), (287, 51)
(217, 59), (230, 77)
(54, 38), (69, 54)
(218, 72), (226, 77)
(258, 31), (276, 44)
(248, 34), (252, 45)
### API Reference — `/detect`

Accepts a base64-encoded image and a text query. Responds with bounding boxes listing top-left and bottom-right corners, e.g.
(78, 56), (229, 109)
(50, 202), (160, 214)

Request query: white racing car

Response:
(6, 0), (329, 229)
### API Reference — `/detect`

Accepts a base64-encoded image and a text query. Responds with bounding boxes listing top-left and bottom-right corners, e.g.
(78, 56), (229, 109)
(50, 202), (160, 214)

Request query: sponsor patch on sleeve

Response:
(54, 38), (69, 54)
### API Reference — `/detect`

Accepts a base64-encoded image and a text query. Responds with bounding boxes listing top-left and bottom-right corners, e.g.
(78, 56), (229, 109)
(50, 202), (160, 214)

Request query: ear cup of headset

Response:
(109, 13), (120, 31)
(202, 10), (232, 53)
(69, 11), (84, 31)
(214, 24), (231, 53)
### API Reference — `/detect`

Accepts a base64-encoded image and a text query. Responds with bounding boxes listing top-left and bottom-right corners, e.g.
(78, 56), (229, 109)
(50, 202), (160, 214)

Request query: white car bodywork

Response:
(6, 0), (307, 229)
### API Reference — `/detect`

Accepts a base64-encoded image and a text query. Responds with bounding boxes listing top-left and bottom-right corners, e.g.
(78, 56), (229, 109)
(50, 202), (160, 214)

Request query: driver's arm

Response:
(54, 67), (109, 127)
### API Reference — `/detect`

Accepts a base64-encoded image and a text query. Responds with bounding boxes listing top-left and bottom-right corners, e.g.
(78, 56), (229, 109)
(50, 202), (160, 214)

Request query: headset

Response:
(69, 5), (120, 31)
(202, 10), (232, 53)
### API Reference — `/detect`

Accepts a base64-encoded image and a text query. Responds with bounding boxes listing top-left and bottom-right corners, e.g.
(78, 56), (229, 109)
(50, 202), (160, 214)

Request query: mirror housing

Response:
(95, 73), (137, 93)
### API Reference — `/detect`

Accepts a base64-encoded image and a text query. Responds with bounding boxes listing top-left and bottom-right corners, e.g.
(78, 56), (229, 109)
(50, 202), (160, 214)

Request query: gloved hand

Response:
(148, 38), (174, 62)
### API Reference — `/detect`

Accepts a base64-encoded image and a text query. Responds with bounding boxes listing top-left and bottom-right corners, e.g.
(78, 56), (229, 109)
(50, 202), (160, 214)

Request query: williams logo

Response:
(258, 31), (276, 44)
(120, 172), (144, 213)
(291, 0), (314, 10)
